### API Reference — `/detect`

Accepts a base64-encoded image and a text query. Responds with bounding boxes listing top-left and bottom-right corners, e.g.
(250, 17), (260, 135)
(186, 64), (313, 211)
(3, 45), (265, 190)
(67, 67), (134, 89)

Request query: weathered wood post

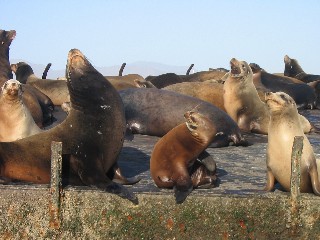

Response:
(49, 141), (63, 229)
(289, 136), (303, 235)
(119, 62), (126, 76)
(186, 64), (194, 75)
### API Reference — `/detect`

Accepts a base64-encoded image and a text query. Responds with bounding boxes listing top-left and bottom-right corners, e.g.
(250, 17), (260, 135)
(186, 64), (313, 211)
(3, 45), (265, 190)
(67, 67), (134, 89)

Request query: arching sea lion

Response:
(0, 49), (137, 203)
(0, 79), (42, 141)
(223, 58), (312, 134)
(150, 111), (217, 203)
(265, 91), (320, 195)
(119, 88), (247, 147)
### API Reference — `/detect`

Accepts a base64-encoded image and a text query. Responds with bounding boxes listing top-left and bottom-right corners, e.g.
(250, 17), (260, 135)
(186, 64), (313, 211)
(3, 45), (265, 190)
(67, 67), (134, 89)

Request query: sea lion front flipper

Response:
(107, 163), (141, 185)
(264, 168), (276, 191)
(174, 184), (193, 204)
(309, 163), (320, 196)
(105, 181), (138, 205)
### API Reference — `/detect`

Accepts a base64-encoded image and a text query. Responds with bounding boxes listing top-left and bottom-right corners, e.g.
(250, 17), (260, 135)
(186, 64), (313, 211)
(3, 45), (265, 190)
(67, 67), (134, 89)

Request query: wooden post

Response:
(119, 62), (126, 76)
(186, 64), (194, 75)
(289, 136), (303, 235)
(49, 141), (62, 229)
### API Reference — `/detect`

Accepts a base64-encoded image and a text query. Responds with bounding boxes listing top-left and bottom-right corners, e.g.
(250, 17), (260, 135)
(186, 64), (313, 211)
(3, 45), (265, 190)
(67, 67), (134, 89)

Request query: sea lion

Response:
(11, 62), (70, 106)
(163, 81), (225, 111)
(145, 73), (185, 88)
(0, 30), (51, 127)
(284, 55), (320, 83)
(0, 49), (137, 203)
(0, 79), (42, 141)
(180, 70), (228, 83)
(250, 63), (317, 109)
(119, 88), (247, 148)
(264, 91), (320, 195)
(150, 111), (217, 203)
(0, 29), (16, 83)
(223, 58), (312, 134)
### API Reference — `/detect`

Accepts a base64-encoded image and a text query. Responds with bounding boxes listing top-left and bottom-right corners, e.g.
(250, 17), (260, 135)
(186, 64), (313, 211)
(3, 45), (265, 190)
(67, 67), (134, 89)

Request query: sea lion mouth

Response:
(229, 58), (242, 77)
(66, 49), (87, 80)
(184, 111), (198, 131)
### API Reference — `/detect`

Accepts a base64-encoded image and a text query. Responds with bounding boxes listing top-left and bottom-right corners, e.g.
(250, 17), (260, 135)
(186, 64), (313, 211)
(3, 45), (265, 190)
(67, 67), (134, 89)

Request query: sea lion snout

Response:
(2, 79), (21, 96)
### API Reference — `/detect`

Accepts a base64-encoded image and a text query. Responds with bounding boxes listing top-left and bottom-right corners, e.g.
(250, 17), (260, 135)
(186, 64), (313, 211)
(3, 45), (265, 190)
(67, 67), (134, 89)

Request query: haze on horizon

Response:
(1, 1), (320, 76)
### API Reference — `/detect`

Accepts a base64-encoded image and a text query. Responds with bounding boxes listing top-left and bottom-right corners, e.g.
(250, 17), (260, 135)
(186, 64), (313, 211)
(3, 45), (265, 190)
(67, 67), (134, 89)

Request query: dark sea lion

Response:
(119, 88), (247, 148)
(284, 55), (320, 83)
(223, 58), (312, 134)
(150, 111), (217, 203)
(145, 73), (184, 88)
(0, 79), (42, 141)
(11, 62), (70, 106)
(0, 49), (137, 203)
(0, 29), (16, 83)
(265, 91), (320, 195)
(250, 63), (317, 109)
(163, 81), (225, 111)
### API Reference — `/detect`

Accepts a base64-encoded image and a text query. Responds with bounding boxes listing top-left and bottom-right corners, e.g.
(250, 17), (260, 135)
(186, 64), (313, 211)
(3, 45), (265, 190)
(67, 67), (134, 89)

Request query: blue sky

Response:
(1, 1), (320, 74)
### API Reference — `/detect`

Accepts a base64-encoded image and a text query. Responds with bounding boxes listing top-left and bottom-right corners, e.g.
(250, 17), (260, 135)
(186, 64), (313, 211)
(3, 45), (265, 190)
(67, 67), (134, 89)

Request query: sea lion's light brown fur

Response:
(0, 79), (42, 141)
(223, 58), (312, 134)
(265, 92), (320, 195)
(150, 111), (217, 203)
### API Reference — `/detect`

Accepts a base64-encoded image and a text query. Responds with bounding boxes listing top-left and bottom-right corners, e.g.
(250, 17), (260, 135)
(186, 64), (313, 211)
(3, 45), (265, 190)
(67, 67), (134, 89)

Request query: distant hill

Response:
(10, 60), (198, 79)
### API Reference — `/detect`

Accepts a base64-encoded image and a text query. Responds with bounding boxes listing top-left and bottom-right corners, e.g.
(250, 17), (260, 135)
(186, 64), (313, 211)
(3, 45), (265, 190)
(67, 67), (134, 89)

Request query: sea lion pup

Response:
(163, 81), (225, 111)
(250, 63), (317, 109)
(150, 111), (217, 203)
(0, 49), (137, 203)
(265, 91), (320, 195)
(223, 58), (312, 134)
(0, 79), (42, 141)
(11, 62), (70, 106)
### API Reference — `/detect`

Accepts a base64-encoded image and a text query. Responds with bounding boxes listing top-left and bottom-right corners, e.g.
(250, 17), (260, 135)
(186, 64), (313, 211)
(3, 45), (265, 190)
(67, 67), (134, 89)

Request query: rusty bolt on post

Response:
(49, 141), (63, 229)
(288, 136), (303, 235)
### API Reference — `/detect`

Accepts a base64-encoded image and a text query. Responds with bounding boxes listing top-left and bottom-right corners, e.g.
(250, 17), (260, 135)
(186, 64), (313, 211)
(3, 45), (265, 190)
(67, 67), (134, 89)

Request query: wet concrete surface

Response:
(117, 109), (320, 197)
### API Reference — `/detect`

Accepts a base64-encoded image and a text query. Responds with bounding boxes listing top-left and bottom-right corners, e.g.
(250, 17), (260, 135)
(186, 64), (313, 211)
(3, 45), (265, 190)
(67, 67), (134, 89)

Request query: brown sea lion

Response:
(265, 91), (320, 195)
(223, 58), (312, 134)
(250, 63), (317, 109)
(163, 82), (225, 111)
(0, 49), (137, 203)
(11, 62), (70, 106)
(0, 80), (42, 141)
(150, 111), (217, 203)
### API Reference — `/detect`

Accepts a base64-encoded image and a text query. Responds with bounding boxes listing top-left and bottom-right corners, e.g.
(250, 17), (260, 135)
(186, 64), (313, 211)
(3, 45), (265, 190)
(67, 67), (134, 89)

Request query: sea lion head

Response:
(229, 58), (252, 81)
(184, 111), (216, 143)
(265, 91), (296, 112)
(0, 30), (16, 46)
(1, 79), (22, 100)
(11, 62), (34, 84)
(284, 55), (303, 77)
(66, 49), (114, 112)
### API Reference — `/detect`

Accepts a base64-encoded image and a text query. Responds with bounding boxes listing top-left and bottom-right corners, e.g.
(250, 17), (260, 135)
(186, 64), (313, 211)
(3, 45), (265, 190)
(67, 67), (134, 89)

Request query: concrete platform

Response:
(0, 109), (320, 239)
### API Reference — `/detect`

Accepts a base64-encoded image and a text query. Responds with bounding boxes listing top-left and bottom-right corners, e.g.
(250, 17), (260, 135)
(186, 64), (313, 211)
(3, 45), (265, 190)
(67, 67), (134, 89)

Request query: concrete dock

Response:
(0, 109), (320, 239)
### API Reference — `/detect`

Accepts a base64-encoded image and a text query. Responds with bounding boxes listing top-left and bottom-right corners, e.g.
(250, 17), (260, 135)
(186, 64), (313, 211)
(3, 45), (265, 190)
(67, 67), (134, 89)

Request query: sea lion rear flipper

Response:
(198, 151), (216, 173)
(107, 162), (141, 185)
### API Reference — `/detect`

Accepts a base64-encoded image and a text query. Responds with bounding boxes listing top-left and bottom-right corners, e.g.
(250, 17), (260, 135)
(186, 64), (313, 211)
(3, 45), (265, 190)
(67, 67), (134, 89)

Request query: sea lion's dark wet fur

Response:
(0, 49), (137, 203)
(120, 88), (247, 147)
